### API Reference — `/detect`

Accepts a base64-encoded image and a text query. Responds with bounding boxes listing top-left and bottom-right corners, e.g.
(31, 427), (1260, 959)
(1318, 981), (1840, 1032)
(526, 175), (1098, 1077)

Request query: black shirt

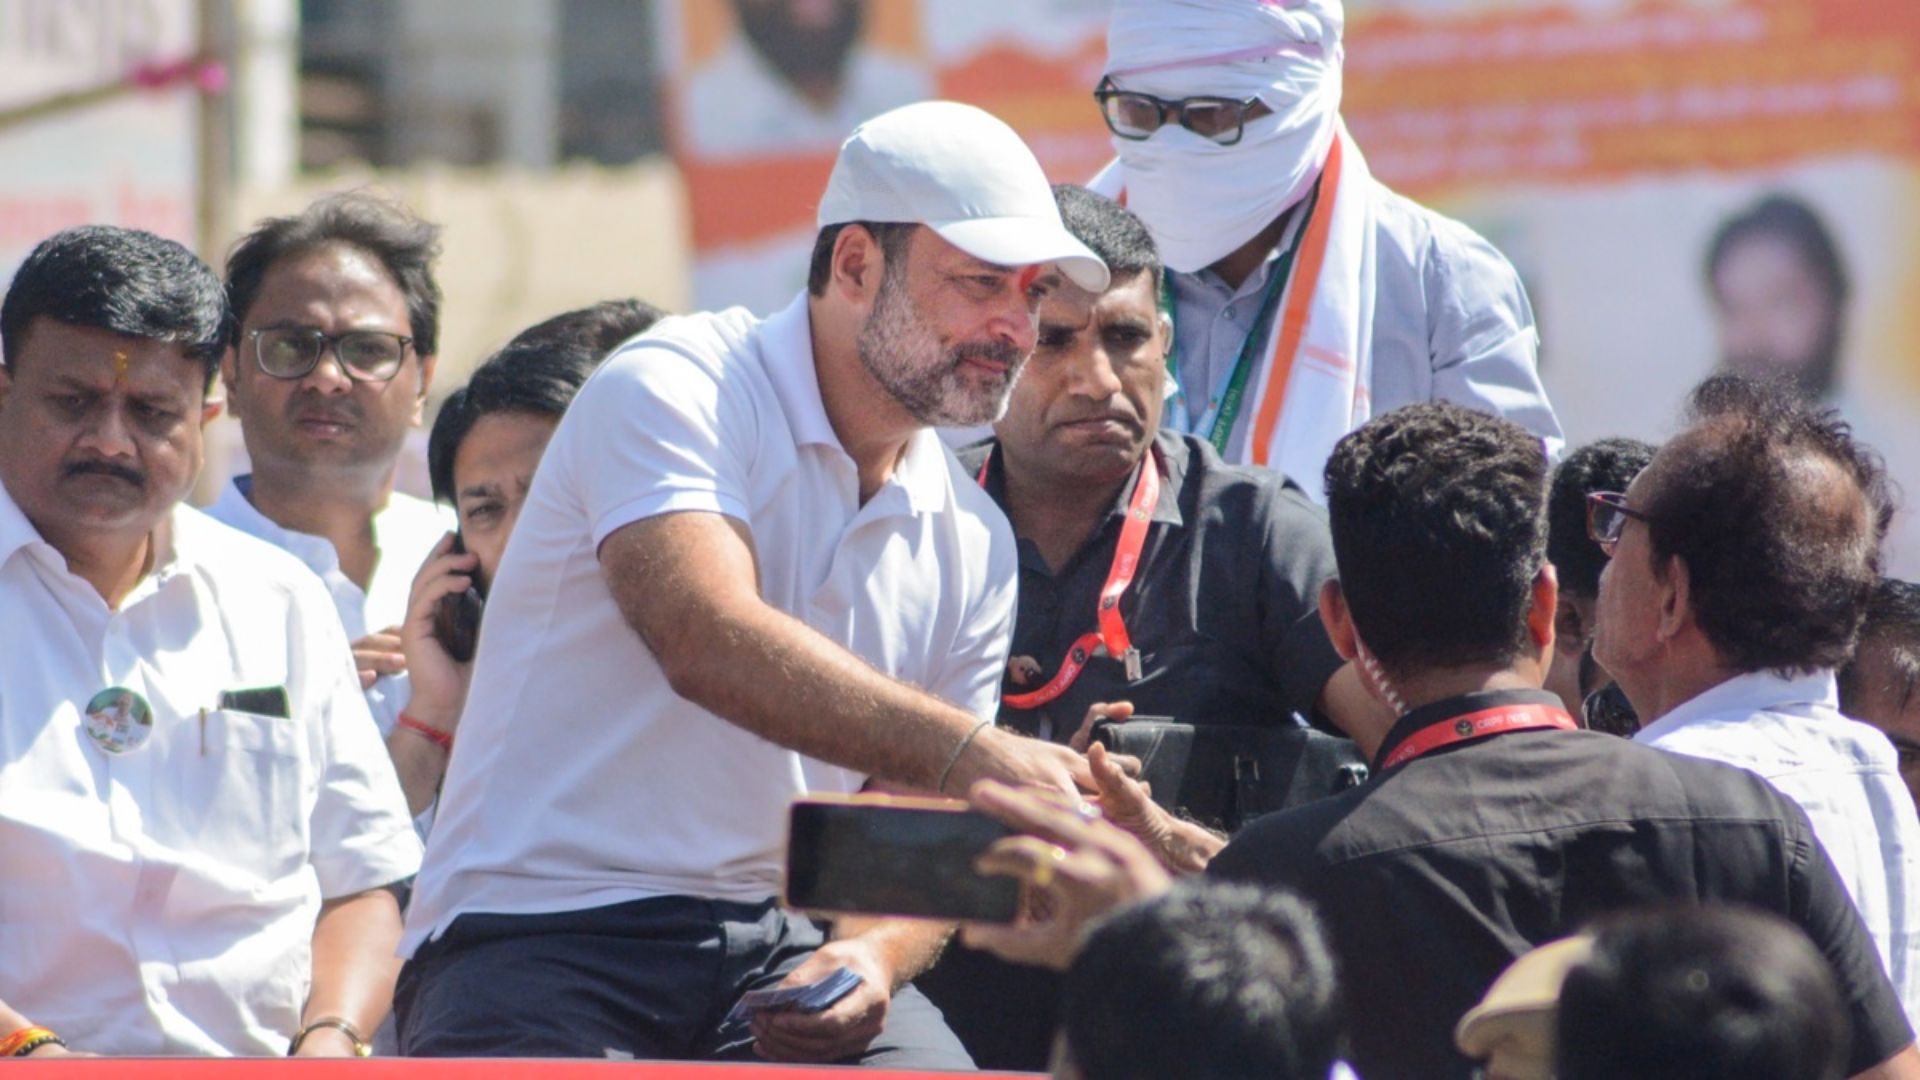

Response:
(957, 431), (1343, 741)
(1207, 688), (1916, 1080)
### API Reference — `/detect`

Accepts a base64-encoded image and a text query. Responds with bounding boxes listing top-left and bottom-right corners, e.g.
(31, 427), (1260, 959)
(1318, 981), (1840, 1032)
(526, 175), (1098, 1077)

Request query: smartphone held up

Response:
(783, 794), (1021, 924)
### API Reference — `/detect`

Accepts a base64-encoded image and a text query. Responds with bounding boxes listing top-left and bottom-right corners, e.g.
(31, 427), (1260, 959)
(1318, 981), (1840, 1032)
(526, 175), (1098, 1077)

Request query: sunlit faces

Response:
(855, 228), (1052, 428)
(222, 242), (436, 479)
(1711, 233), (1839, 397)
(0, 319), (209, 542)
(994, 269), (1168, 487)
(450, 410), (558, 590)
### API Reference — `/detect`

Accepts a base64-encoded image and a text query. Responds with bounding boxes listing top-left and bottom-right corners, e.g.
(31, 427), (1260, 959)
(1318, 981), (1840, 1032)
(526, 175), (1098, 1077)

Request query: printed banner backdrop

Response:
(0, 0), (200, 296)
(659, 0), (1920, 574)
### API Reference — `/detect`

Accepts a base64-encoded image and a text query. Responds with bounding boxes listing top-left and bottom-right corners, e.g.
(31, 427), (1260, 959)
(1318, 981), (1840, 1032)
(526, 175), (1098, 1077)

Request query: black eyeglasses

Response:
(248, 328), (413, 384)
(1586, 491), (1652, 555)
(1092, 76), (1267, 146)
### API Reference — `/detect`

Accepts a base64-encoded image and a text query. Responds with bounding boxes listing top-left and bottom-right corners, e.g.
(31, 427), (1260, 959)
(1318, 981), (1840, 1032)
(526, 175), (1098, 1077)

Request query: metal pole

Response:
(196, 0), (234, 264)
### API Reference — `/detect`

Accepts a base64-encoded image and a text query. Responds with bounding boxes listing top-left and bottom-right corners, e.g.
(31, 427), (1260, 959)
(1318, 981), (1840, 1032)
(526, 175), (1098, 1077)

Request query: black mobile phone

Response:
(433, 533), (485, 663)
(784, 796), (1021, 923)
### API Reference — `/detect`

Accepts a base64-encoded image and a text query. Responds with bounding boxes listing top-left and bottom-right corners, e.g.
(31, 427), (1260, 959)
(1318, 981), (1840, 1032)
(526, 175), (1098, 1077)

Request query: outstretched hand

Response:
(959, 779), (1174, 971)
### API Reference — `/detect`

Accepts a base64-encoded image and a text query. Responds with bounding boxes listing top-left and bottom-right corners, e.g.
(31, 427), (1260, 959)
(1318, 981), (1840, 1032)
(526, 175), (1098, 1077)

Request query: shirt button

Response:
(1224, 305), (1238, 320)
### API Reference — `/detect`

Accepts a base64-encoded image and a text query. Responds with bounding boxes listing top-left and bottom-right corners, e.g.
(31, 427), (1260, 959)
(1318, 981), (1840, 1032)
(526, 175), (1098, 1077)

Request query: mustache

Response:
(949, 341), (1024, 370)
(1058, 407), (1143, 430)
(63, 459), (146, 486)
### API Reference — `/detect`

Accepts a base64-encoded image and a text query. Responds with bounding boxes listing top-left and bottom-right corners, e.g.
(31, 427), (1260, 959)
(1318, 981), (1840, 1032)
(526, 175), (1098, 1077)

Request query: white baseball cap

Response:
(817, 101), (1110, 293)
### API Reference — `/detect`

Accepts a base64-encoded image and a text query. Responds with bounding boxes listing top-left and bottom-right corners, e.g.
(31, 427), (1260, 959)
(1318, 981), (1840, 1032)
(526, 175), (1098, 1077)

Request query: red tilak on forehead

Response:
(1017, 265), (1043, 291)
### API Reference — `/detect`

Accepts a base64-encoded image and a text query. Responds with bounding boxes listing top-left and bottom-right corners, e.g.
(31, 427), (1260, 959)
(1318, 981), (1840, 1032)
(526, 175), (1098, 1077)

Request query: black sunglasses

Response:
(1093, 76), (1267, 146)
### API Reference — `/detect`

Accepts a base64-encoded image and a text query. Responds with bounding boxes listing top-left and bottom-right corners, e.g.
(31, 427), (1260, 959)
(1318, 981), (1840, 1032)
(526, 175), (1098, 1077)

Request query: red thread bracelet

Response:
(398, 713), (454, 752)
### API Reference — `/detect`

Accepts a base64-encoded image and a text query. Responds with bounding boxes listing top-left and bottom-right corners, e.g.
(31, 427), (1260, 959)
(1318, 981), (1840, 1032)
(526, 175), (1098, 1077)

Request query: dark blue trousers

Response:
(395, 894), (972, 1068)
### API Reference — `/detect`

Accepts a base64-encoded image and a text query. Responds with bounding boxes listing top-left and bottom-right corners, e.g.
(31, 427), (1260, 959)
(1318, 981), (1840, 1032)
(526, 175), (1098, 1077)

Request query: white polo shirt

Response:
(0, 484), (423, 1056)
(1637, 669), (1920, 1021)
(402, 295), (1017, 953)
(205, 478), (453, 735)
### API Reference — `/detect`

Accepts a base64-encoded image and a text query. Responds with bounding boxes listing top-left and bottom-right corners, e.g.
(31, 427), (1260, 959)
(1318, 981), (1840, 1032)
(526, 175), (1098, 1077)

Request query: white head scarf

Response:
(1106, 0), (1346, 273)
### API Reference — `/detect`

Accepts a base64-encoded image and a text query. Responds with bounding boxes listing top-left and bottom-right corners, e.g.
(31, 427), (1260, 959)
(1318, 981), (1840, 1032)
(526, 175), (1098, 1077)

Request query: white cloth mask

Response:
(1115, 99), (1336, 274)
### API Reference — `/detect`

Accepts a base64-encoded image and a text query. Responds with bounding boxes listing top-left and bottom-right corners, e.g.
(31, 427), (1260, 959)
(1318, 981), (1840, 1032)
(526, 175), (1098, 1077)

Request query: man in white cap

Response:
(394, 100), (1109, 1065)
(1092, 0), (1563, 500)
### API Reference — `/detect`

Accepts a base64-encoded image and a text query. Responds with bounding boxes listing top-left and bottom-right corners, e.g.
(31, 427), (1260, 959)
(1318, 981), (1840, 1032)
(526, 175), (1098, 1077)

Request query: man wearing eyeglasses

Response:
(1088, 0), (1562, 502)
(1591, 374), (1920, 1024)
(207, 192), (453, 739)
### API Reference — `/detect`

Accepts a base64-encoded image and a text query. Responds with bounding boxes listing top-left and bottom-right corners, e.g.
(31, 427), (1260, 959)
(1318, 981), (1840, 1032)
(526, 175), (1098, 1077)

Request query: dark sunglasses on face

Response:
(1093, 76), (1268, 146)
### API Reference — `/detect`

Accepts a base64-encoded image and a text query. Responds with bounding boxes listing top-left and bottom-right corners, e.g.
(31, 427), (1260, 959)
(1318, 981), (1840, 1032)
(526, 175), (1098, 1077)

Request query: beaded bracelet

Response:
(0, 1025), (66, 1057)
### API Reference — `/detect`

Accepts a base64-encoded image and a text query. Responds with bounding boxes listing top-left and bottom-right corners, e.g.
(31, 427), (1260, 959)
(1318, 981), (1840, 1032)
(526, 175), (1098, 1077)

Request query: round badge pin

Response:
(84, 687), (154, 754)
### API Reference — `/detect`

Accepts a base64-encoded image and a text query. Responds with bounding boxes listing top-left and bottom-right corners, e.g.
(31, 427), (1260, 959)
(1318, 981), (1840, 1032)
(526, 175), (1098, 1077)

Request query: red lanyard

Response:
(980, 446), (1161, 710)
(1378, 703), (1578, 771)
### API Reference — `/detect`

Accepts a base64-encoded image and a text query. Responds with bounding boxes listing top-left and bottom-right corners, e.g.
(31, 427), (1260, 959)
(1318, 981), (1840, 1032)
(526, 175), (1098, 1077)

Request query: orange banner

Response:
(1345, 0), (1920, 197)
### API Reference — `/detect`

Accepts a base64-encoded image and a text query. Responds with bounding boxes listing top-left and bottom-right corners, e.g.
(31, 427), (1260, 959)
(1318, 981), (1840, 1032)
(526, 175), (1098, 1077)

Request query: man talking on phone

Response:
(396, 101), (1110, 1066)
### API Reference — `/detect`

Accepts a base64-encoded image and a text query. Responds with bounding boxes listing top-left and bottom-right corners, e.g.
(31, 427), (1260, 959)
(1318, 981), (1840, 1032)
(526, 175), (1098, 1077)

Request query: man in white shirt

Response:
(397, 101), (1109, 1065)
(0, 225), (422, 1057)
(1593, 373), (1920, 1022)
(1089, 0), (1562, 500)
(206, 192), (453, 736)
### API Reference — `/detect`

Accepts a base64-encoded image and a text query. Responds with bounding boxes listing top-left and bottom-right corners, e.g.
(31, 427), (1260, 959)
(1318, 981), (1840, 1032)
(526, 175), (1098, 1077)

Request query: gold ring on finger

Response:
(1030, 844), (1069, 889)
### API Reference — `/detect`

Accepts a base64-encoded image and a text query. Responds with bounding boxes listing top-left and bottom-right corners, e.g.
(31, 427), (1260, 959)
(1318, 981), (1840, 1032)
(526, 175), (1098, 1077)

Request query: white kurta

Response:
(0, 488), (422, 1056)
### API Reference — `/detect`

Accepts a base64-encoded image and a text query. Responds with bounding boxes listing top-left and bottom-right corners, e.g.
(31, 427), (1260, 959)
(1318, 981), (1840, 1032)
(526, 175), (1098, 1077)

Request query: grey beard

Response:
(856, 279), (1024, 427)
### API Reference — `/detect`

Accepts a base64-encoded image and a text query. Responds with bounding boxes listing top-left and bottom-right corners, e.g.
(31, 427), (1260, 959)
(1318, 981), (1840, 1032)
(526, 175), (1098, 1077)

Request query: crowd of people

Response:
(1, 0), (1916, 1077)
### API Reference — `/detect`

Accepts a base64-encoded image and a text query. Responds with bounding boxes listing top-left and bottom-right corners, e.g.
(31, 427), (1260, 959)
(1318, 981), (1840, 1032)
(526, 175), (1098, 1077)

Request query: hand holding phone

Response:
(432, 532), (485, 663)
(783, 795), (1021, 923)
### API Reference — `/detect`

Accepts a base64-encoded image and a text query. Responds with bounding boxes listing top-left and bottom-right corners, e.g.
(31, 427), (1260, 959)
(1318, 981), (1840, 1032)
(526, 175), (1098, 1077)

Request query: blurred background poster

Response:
(0, 0), (204, 275)
(1341, 0), (1920, 575)
(657, 0), (1113, 317)
(660, 0), (1920, 574)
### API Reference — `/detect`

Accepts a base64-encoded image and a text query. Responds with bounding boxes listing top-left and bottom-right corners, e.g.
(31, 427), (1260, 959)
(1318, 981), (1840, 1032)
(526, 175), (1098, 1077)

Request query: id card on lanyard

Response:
(979, 446), (1162, 709)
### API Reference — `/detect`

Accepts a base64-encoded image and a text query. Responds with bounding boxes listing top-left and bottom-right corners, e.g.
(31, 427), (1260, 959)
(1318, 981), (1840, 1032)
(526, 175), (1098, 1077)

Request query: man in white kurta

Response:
(208, 192), (453, 737)
(0, 224), (420, 1058)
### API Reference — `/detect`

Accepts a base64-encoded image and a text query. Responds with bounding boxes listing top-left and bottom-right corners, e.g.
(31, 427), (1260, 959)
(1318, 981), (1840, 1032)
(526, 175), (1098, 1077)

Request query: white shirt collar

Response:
(208, 475), (342, 571)
(758, 293), (952, 518)
(1634, 668), (1840, 743)
(0, 476), (45, 570)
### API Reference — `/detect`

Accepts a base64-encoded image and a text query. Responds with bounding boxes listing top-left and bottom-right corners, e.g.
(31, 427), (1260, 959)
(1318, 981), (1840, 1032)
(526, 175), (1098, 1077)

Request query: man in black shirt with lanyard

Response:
(931, 185), (1381, 1071)
(954, 184), (1378, 749)
(961, 403), (1920, 1080)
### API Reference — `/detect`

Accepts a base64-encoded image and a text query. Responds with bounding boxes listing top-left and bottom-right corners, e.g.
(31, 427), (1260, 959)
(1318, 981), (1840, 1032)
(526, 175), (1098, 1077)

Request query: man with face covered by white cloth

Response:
(1090, 0), (1563, 499)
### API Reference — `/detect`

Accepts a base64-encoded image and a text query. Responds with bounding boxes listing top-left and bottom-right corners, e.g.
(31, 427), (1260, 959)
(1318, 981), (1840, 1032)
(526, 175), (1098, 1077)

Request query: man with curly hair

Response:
(1595, 375), (1920, 1021)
